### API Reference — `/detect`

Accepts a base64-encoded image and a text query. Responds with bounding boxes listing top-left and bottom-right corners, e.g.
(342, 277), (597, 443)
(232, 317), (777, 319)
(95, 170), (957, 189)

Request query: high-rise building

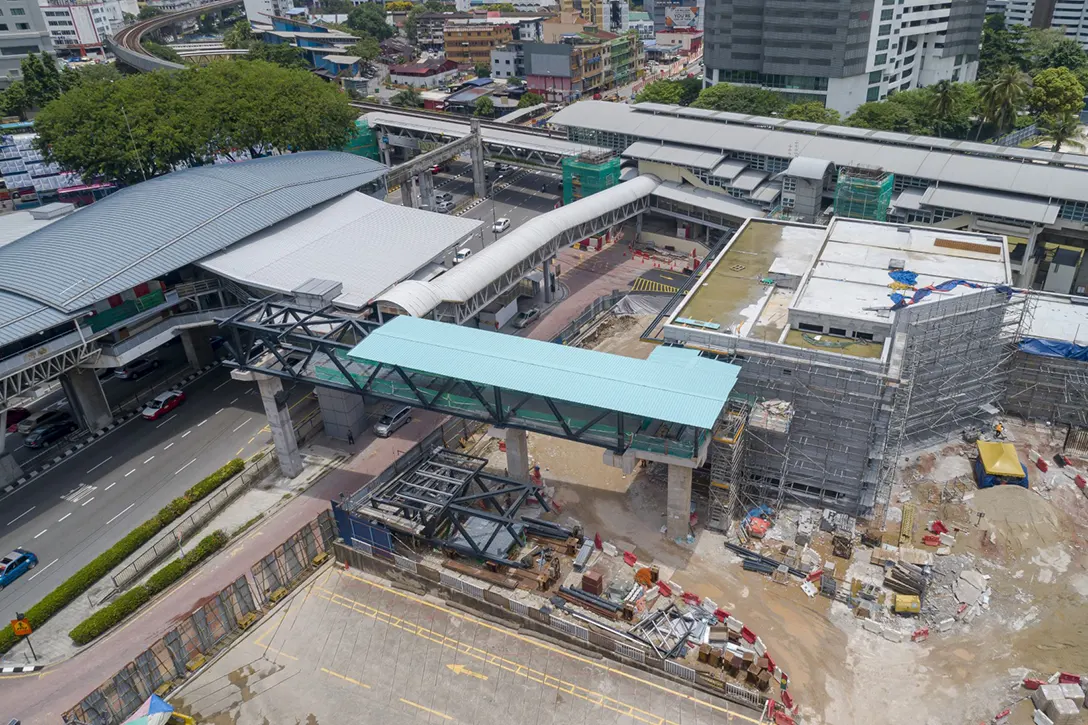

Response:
(702, 0), (987, 116)
(40, 0), (129, 57)
(0, 0), (53, 87)
(997, 1), (1088, 50)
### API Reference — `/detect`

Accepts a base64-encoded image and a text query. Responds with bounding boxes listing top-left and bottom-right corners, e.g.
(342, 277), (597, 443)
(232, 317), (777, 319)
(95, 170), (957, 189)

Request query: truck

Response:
(478, 297), (519, 331)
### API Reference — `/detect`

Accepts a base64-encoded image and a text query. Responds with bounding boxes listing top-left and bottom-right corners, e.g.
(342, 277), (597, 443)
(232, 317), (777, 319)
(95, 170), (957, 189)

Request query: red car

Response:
(4, 407), (29, 433)
(141, 391), (186, 420)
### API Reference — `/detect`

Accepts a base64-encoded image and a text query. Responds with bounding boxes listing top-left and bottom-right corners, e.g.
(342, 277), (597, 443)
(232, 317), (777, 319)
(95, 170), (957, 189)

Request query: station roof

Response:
(198, 191), (480, 310)
(0, 152), (387, 346)
(348, 315), (739, 429)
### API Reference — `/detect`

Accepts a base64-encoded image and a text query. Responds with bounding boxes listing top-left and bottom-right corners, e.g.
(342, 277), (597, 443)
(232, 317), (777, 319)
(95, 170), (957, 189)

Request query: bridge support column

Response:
(666, 463), (692, 540)
(418, 169), (435, 210)
(315, 387), (367, 443)
(635, 212), (643, 243)
(542, 257), (553, 304)
(61, 367), (112, 431)
(505, 427), (530, 482)
(469, 118), (488, 199)
(180, 328), (215, 370)
(0, 409), (23, 486)
(256, 374), (304, 478)
(400, 177), (415, 207)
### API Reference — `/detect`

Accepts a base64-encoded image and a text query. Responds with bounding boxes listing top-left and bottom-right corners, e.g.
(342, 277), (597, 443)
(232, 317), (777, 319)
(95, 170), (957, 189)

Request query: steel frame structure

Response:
(369, 120), (584, 169)
(0, 339), (99, 404)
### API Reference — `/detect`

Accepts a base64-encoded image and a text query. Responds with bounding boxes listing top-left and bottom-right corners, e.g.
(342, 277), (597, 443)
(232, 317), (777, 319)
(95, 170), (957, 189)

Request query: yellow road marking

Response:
(321, 667), (370, 688)
(446, 663), (488, 681)
(236, 447), (244, 456)
(327, 571), (762, 725)
(399, 698), (453, 720)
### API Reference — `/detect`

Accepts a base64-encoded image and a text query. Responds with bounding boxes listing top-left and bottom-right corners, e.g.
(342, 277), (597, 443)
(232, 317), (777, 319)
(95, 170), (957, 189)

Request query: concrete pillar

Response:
(315, 386), (367, 442)
(1017, 225), (1041, 287)
(469, 118), (488, 199)
(61, 367), (112, 431)
(635, 212), (643, 243)
(505, 427), (530, 482)
(666, 464), (693, 540)
(180, 328), (215, 370)
(256, 374), (304, 478)
(0, 408), (6, 456)
(382, 146), (392, 167)
(400, 178), (413, 207)
(542, 257), (553, 304)
(0, 453), (22, 487)
(418, 169), (435, 210)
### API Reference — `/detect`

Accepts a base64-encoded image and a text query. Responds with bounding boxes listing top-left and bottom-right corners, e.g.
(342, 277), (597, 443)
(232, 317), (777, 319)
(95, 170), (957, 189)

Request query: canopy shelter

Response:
(975, 440), (1028, 489)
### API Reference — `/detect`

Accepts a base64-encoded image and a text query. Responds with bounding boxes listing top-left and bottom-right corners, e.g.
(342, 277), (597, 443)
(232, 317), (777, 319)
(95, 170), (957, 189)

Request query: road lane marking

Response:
(105, 482), (117, 491)
(33, 529), (47, 539)
(86, 456), (112, 474)
(182, 430), (191, 438)
(143, 455), (155, 465)
(446, 663), (488, 680)
(6, 507), (35, 526)
(28, 557), (58, 580)
(62, 483), (96, 503)
(175, 458), (196, 476)
(232, 417), (253, 433)
(57, 513), (71, 522)
(105, 503), (135, 525)
(215, 408), (224, 415)
(236, 447), (244, 456)
(320, 667), (369, 688)
(81, 497), (95, 507)
(213, 379), (230, 391)
(197, 419), (207, 427)
(124, 469), (136, 477)
(230, 397), (239, 404)
(155, 414), (177, 429)
(164, 442), (175, 451)
(399, 699), (452, 721)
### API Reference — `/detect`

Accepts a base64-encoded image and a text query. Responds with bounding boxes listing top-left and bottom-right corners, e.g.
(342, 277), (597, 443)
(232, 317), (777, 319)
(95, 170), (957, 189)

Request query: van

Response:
(454, 247), (472, 264)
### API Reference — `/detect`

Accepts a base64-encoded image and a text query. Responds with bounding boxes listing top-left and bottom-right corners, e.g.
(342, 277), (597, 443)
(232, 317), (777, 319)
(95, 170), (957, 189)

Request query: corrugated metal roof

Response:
(0, 291), (71, 346)
(750, 184), (781, 204)
(891, 188), (926, 211)
(198, 191), (480, 309)
(710, 159), (748, 180)
(0, 152), (387, 316)
(785, 157), (831, 181)
(731, 169), (769, 192)
(348, 316), (739, 429)
(551, 101), (1088, 205)
(919, 185), (1060, 225)
(623, 141), (723, 170)
(652, 182), (764, 220)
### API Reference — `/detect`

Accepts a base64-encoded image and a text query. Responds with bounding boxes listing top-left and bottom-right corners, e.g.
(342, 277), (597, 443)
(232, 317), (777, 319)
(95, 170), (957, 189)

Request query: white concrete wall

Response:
(825, 73), (871, 117)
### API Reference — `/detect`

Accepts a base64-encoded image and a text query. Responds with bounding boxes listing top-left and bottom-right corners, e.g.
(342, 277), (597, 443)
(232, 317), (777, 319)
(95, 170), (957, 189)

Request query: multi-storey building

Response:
(40, 0), (126, 56)
(998, 0), (1088, 50)
(445, 21), (513, 65)
(609, 30), (641, 86)
(416, 11), (471, 51)
(645, 0), (703, 32)
(0, 0), (53, 87)
(703, 0), (987, 116)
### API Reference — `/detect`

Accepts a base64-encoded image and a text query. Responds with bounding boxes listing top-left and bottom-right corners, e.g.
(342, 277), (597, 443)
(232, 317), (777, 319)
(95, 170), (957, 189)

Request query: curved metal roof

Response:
(376, 175), (659, 317)
(0, 152), (387, 316)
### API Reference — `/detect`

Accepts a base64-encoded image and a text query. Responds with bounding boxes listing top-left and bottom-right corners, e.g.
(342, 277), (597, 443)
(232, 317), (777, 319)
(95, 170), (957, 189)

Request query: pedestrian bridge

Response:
(314, 315), (739, 463)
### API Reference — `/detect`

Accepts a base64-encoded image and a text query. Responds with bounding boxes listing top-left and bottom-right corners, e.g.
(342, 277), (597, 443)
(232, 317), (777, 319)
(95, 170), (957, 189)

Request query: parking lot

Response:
(174, 565), (764, 725)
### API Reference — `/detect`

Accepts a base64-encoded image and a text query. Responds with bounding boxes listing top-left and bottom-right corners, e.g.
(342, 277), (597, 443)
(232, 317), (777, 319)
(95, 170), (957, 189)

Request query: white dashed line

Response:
(156, 414), (177, 428)
(33, 529), (47, 539)
(215, 408), (224, 415)
(105, 504), (135, 526)
(6, 507), (35, 526)
(57, 513), (71, 522)
(86, 456), (113, 474)
(174, 458), (196, 476)
(230, 397), (239, 405)
(182, 430), (192, 438)
(164, 442), (174, 451)
(105, 482), (117, 491)
(81, 497), (94, 507)
(232, 417), (253, 433)
(143, 455), (155, 465)
(125, 469), (136, 477)
(197, 419), (207, 427)
(28, 558), (58, 580)
(213, 380), (230, 391)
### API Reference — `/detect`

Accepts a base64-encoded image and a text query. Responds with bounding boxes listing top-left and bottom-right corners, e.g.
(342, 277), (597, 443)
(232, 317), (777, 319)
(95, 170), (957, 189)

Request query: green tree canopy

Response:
(59, 62), (121, 92)
(21, 52), (63, 108)
(223, 20), (255, 49)
(390, 88), (423, 107)
(243, 41), (309, 69)
(348, 34), (380, 65)
(1037, 111), (1085, 153)
(783, 101), (840, 124)
(1026, 28), (1088, 72)
(635, 79), (682, 104)
(980, 14), (1029, 78)
(347, 3), (393, 40)
(143, 41), (183, 64)
(517, 91), (544, 108)
(979, 65), (1030, 134)
(137, 4), (164, 20)
(474, 95), (495, 117)
(474, 62), (491, 78)
(33, 60), (356, 185)
(846, 100), (918, 132)
(1029, 66), (1086, 119)
(0, 81), (30, 119)
(691, 83), (788, 115)
(386, 0), (413, 10)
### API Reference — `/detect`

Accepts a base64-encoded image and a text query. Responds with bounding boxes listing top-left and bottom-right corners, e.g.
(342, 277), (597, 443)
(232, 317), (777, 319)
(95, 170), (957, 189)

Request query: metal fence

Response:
(109, 453), (279, 591)
(992, 124), (1038, 147)
(250, 510), (336, 601)
(550, 289), (627, 345)
(64, 510), (337, 725)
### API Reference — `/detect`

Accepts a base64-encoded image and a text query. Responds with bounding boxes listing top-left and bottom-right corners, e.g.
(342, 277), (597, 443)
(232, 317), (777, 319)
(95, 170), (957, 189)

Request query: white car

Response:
(492, 218), (511, 233)
(436, 200), (455, 213)
(435, 191), (453, 203)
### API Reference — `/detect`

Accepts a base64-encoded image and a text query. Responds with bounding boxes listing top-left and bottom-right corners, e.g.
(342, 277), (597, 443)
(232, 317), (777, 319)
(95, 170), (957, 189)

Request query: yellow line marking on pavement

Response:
(236, 447), (245, 456)
(399, 697), (453, 720)
(446, 663), (488, 680)
(321, 667), (370, 688)
(326, 572), (762, 725)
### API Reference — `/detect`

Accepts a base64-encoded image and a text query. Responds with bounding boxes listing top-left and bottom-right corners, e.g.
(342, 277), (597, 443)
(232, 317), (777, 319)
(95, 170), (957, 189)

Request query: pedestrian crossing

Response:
(61, 483), (97, 503)
(631, 278), (680, 294)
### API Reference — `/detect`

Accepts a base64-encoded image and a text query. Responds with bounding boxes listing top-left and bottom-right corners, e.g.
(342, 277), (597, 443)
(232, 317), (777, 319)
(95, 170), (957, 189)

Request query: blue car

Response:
(0, 549), (38, 588)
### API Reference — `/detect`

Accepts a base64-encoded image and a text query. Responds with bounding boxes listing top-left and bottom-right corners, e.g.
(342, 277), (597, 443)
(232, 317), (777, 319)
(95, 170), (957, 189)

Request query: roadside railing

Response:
(550, 289), (627, 345)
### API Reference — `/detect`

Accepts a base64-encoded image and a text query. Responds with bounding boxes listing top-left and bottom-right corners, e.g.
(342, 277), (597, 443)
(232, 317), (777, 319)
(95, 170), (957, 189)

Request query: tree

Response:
(244, 41), (309, 70)
(347, 3), (393, 40)
(928, 80), (959, 137)
(144, 41), (183, 64)
(979, 65), (1029, 134)
(21, 52), (63, 108)
(0, 81), (30, 120)
(390, 88), (423, 107)
(1037, 111), (1085, 153)
(676, 76), (702, 105)
(783, 101), (840, 124)
(59, 62), (121, 93)
(691, 83), (789, 116)
(386, 1), (413, 10)
(223, 20), (255, 49)
(138, 4), (163, 20)
(635, 79), (683, 105)
(348, 34), (380, 68)
(474, 62), (490, 78)
(517, 91), (544, 108)
(474, 95), (494, 117)
(846, 101), (918, 132)
(979, 13), (1029, 79)
(1033, 36), (1088, 72)
(319, 0), (354, 13)
(33, 61), (356, 184)
(1029, 66), (1086, 119)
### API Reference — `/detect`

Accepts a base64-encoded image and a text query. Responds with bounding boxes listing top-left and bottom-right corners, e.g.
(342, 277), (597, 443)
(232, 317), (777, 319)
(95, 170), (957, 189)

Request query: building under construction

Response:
(833, 166), (894, 221)
(662, 217), (1046, 528)
(562, 151), (621, 205)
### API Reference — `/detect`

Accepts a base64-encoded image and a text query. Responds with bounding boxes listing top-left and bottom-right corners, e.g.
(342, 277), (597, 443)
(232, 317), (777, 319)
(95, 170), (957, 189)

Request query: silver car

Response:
(373, 406), (412, 438)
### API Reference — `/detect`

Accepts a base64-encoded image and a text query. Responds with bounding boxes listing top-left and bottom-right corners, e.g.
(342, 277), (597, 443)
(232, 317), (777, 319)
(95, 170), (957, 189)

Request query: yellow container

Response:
(894, 594), (921, 615)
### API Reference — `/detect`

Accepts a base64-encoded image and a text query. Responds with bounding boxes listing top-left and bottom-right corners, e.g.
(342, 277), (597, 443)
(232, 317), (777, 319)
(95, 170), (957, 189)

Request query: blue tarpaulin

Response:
(973, 456), (1029, 490)
(889, 281), (1018, 310)
(888, 270), (918, 286)
(1018, 338), (1088, 361)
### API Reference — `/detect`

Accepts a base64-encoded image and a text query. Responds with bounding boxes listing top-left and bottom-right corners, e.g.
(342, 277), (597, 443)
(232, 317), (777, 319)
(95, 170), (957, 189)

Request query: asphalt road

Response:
(0, 365), (315, 619)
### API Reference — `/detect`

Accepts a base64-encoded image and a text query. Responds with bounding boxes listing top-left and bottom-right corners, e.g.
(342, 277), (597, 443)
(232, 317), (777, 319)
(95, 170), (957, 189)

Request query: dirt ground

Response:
(485, 312), (1088, 725)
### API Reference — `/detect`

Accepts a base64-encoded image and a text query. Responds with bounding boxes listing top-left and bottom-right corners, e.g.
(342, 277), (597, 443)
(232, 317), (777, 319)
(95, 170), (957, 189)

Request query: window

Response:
(880, 8), (892, 20)
(876, 38), (889, 50)
(829, 327), (847, 336)
(15, 22), (27, 29)
(874, 53), (886, 65)
(955, 53), (963, 65)
(869, 70), (882, 83)
(878, 23), (890, 35)
(9, 8), (25, 16)
(798, 322), (824, 333)
(853, 331), (874, 341)
(0, 23), (7, 30)
(866, 85), (880, 102)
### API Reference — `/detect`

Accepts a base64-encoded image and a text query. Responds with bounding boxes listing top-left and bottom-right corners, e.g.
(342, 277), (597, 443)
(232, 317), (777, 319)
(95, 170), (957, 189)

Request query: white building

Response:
(0, 0), (53, 87)
(998, 1), (1088, 51)
(243, 0), (293, 24)
(40, 0), (125, 55)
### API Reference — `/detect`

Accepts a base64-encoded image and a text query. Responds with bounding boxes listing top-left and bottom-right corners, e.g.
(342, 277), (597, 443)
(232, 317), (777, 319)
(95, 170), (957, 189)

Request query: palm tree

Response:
(1037, 111), (1085, 153)
(928, 80), (959, 137)
(978, 65), (1029, 138)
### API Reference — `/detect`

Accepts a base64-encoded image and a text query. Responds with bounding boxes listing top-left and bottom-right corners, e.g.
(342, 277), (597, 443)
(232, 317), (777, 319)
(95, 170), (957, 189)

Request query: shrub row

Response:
(70, 530), (229, 645)
(0, 458), (245, 654)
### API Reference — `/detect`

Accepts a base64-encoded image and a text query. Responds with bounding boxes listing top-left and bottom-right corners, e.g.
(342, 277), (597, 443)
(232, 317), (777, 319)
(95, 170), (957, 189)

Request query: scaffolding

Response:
(833, 167), (894, 221)
(343, 119), (381, 160)
(707, 400), (748, 532)
(562, 151), (621, 205)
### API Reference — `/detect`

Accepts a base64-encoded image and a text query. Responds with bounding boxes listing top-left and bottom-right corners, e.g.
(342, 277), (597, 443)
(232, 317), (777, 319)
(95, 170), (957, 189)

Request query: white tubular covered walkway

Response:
(376, 175), (659, 324)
